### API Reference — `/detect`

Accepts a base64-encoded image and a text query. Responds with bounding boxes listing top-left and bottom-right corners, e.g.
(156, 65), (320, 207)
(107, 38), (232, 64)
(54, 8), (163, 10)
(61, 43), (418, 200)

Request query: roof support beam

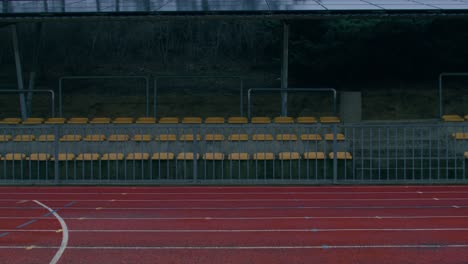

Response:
(26, 22), (43, 117)
(11, 24), (28, 119)
(280, 21), (289, 117)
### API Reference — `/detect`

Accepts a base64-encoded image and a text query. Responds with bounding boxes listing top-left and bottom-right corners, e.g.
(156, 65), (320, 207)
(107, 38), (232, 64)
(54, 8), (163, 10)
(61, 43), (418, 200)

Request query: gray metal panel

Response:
(1, 0), (468, 16)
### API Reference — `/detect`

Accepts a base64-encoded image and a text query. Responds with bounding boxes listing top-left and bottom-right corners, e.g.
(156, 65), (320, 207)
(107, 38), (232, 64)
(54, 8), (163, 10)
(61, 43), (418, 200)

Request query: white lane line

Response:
(1, 244), (468, 250)
(2, 198), (468, 202)
(3, 191), (468, 195)
(2, 228), (468, 233)
(2, 215), (468, 220)
(1, 205), (467, 210)
(33, 200), (69, 264)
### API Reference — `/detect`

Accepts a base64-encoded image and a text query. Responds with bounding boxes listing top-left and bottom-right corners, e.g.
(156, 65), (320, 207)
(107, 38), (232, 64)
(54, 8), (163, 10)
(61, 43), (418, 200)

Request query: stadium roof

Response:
(1, 0), (468, 21)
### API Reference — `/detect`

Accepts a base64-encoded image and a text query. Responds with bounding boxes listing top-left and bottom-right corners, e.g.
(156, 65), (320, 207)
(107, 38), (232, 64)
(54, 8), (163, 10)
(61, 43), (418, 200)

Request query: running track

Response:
(1, 186), (468, 264)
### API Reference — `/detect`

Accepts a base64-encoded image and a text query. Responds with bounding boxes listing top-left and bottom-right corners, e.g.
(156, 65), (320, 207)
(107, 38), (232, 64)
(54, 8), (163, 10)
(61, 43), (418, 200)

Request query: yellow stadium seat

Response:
(297, 117), (318, 124)
(22, 118), (44, 125)
(13, 135), (35, 142)
(155, 134), (177, 141)
(2, 153), (26, 161)
(329, 152), (353, 160)
(442, 115), (464, 122)
(177, 152), (200, 160)
(228, 117), (248, 124)
(203, 153), (225, 160)
(205, 134), (225, 141)
(303, 152), (326, 159)
(90, 117), (111, 124)
(84, 134), (106, 142)
(151, 152), (175, 160)
(76, 153), (100, 161)
(101, 153), (124, 161)
(51, 153), (75, 161)
(273, 117), (294, 124)
(159, 117), (179, 124)
(253, 152), (275, 160)
(251, 117), (271, 124)
(179, 134), (201, 141)
(452, 133), (468, 140)
(252, 134), (274, 141)
(126, 153), (150, 160)
(108, 134), (129, 142)
(0, 135), (12, 142)
(228, 153), (249, 160)
(278, 152), (300, 160)
(135, 117), (157, 124)
(182, 117), (202, 124)
(465, 115), (468, 121)
(276, 134), (298, 141)
(112, 117), (134, 124)
(1, 118), (21, 125)
(60, 134), (82, 142)
(325, 133), (345, 141)
(228, 134), (249, 141)
(320, 116), (341, 123)
(37, 134), (55, 142)
(465, 152), (468, 159)
(67, 117), (89, 124)
(45, 118), (66, 124)
(28, 153), (51, 161)
(205, 117), (225, 124)
(132, 134), (152, 142)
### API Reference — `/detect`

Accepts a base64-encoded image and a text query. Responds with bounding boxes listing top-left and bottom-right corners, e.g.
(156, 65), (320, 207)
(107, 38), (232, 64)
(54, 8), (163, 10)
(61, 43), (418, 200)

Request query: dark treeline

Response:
(1, 18), (468, 88)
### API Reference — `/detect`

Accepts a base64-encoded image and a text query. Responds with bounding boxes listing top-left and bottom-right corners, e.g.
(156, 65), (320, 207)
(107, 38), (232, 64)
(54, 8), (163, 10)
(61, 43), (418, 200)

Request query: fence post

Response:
(54, 125), (60, 184)
(193, 127), (198, 182)
(333, 124), (338, 183)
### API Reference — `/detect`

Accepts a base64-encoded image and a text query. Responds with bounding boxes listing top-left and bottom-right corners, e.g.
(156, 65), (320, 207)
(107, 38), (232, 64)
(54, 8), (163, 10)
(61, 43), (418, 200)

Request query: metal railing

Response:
(438, 72), (468, 118)
(247, 88), (337, 119)
(58, 75), (151, 117)
(0, 122), (466, 185)
(0, 89), (55, 117)
(154, 75), (244, 117)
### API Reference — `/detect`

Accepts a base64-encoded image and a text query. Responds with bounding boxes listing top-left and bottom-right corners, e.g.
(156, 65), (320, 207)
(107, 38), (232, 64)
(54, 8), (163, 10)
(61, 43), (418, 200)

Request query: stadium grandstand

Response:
(1, 1), (468, 263)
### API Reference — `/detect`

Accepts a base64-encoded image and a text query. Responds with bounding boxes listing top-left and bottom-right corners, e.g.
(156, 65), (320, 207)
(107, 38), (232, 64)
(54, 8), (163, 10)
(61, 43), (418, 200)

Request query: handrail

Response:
(247, 88), (337, 119)
(438, 72), (468, 118)
(154, 75), (244, 117)
(0, 89), (55, 117)
(58, 75), (150, 117)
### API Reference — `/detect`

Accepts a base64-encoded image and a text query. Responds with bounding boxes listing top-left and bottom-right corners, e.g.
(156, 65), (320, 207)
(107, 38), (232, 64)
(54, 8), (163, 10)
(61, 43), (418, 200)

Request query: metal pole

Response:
(154, 78), (157, 118)
(240, 79), (244, 117)
(281, 22), (289, 117)
(3, 0), (8, 13)
(145, 77), (150, 117)
(96, 0), (101, 12)
(439, 74), (443, 118)
(27, 22), (43, 117)
(43, 0), (48, 12)
(11, 24), (28, 120)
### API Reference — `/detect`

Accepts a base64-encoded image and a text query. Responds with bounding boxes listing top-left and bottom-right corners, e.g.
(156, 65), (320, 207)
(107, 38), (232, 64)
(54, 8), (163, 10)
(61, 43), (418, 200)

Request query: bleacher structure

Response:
(1, 1), (468, 184)
(0, 116), (467, 184)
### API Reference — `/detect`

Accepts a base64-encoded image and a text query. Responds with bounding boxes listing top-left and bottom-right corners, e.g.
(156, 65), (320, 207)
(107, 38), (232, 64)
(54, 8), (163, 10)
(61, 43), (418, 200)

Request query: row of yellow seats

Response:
(0, 116), (341, 125)
(0, 133), (346, 142)
(442, 115), (468, 122)
(0, 152), (353, 161)
(452, 133), (468, 140)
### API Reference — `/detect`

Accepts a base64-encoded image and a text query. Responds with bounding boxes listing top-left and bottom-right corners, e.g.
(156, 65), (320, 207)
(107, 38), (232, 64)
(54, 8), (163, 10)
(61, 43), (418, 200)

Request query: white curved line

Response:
(33, 200), (68, 264)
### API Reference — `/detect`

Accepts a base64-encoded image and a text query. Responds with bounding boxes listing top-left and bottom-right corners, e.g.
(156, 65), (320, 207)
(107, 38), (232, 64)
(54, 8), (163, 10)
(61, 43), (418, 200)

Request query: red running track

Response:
(1, 186), (468, 263)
